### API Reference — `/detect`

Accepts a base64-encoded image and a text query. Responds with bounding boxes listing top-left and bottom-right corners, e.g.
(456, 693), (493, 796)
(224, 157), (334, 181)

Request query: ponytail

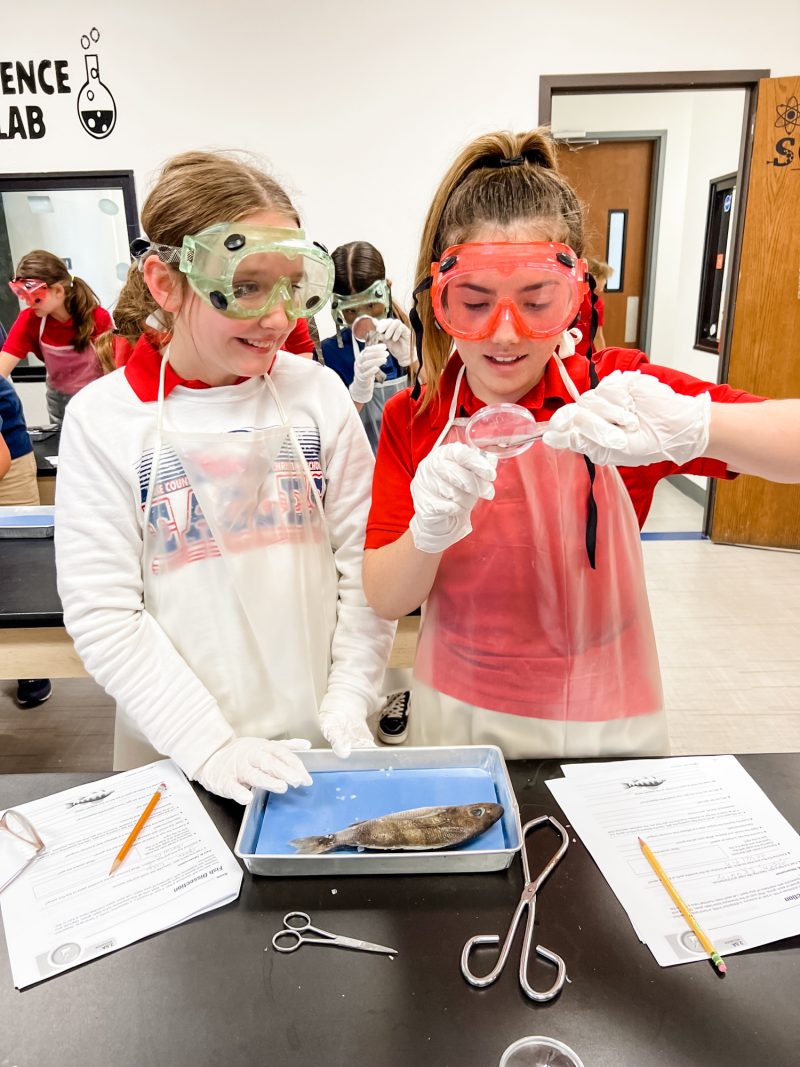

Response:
(64, 275), (101, 350)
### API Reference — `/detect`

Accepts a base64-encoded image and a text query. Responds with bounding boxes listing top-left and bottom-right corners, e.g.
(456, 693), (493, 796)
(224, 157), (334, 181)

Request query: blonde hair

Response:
(14, 250), (101, 350)
(97, 150), (301, 363)
(586, 257), (613, 283)
(414, 128), (584, 408)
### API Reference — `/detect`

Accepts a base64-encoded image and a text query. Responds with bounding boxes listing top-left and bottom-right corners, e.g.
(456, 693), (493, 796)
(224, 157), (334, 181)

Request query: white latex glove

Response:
(374, 317), (413, 367)
(318, 697), (376, 759)
(542, 370), (711, 467)
(195, 736), (313, 805)
(409, 442), (498, 554)
(349, 342), (389, 403)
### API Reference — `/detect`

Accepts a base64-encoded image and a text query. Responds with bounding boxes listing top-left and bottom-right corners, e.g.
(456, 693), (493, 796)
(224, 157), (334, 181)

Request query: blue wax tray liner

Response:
(235, 745), (522, 876)
(0, 506), (55, 538)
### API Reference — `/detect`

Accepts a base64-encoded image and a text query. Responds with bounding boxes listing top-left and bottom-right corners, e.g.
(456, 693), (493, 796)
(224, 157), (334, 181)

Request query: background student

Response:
(322, 241), (415, 452)
(1, 251), (112, 425)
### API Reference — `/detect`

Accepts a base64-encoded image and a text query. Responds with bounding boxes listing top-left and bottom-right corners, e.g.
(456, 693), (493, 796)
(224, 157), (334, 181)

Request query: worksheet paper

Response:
(1, 759), (242, 988)
(547, 756), (800, 966)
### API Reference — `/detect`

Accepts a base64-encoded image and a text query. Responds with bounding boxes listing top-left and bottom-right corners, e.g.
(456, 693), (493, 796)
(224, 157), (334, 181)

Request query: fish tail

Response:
(290, 834), (337, 855)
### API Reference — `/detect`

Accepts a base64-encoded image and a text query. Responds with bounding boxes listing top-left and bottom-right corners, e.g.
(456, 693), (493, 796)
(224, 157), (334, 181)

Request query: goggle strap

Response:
(583, 455), (598, 570)
(409, 275), (433, 401)
(130, 238), (183, 271)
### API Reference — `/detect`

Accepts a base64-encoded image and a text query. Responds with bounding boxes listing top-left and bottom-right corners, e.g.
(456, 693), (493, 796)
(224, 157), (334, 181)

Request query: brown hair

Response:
(14, 250), (101, 350)
(586, 256), (613, 283)
(414, 128), (584, 408)
(331, 240), (412, 331)
(98, 150), (301, 363)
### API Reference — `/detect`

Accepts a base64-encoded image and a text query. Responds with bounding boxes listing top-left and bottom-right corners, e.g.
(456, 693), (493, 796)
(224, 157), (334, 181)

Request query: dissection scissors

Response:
(271, 911), (397, 956)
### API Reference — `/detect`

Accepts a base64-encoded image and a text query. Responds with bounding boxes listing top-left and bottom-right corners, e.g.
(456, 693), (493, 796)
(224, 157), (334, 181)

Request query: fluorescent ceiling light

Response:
(27, 195), (54, 213)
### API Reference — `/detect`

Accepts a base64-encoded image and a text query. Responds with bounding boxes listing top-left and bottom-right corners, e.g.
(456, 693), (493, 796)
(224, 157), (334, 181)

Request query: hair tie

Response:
(497, 155), (525, 168)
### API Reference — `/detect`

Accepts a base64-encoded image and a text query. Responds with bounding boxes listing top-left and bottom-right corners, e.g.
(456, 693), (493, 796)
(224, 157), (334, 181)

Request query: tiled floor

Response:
(1, 482), (798, 772)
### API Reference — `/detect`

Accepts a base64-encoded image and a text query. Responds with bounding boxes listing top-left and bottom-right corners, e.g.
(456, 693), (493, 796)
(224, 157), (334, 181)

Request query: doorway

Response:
(540, 70), (767, 536)
(556, 134), (662, 352)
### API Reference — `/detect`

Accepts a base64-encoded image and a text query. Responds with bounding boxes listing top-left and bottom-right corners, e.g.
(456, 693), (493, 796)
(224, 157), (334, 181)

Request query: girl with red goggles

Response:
(2, 251), (112, 425)
(363, 127), (766, 760)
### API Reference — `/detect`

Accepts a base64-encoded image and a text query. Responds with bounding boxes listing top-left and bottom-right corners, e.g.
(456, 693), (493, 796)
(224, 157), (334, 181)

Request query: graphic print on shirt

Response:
(138, 425), (325, 574)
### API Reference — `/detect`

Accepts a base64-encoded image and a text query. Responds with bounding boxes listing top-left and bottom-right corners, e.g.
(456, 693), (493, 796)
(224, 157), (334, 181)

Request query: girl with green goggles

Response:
(132, 222), (334, 321)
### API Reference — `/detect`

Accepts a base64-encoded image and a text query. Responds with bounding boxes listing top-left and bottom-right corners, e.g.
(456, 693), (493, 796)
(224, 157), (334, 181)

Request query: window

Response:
(605, 209), (627, 292)
(695, 173), (736, 353)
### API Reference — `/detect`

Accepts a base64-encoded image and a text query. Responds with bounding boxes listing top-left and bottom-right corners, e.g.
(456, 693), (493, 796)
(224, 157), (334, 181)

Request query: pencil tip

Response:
(108, 860), (120, 875)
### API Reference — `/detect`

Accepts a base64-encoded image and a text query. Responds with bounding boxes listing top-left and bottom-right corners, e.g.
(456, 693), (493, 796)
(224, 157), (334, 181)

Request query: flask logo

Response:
(77, 28), (116, 139)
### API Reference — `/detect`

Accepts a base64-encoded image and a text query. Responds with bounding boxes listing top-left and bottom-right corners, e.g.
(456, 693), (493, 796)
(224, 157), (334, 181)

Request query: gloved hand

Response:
(374, 317), (413, 367)
(195, 736), (313, 805)
(409, 442), (498, 554)
(319, 697), (376, 759)
(349, 342), (389, 403)
(542, 370), (711, 467)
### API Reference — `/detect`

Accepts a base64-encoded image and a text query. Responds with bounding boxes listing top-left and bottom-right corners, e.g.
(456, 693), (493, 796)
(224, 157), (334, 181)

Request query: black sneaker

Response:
(377, 691), (411, 745)
(16, 679), (52, 708)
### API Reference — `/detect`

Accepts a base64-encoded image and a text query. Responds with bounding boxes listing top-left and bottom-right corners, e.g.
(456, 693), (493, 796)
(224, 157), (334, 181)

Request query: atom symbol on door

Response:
(775, 97), (799, 136)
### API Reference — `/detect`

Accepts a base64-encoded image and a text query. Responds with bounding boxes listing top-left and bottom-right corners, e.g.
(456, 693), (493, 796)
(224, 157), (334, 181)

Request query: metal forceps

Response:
(461, 815), (569, 1002)
(271, 911), (398, 956)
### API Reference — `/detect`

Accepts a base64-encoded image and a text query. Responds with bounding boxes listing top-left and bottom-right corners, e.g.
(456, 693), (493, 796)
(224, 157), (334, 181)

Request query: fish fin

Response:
(290, 834), (337, 855)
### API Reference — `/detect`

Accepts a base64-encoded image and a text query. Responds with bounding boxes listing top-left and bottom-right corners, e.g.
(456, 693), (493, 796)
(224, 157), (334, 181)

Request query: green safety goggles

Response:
(330, 278), (391, 328)
(132, 224), (334, 320)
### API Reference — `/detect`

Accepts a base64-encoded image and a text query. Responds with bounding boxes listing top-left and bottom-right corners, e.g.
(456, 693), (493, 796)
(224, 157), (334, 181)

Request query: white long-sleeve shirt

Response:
(55, 352), (396, 776)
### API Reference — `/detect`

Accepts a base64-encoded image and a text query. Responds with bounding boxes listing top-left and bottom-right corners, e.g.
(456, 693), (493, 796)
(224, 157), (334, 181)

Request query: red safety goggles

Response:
(9, 278), (48, 306)
(429, 242), (588, 342)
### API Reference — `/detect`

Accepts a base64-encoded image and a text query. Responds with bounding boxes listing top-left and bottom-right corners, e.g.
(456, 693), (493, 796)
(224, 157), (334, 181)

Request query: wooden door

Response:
(557, 140), (653, 348)
(710, 76), (800, 549)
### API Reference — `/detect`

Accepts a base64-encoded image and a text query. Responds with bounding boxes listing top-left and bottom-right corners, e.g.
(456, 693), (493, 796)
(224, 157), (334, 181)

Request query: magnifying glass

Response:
(465, 403), (546, 459)
(351, 314), (386, 384)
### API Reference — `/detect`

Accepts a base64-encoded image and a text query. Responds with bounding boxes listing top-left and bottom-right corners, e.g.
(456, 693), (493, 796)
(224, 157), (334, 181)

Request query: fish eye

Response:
(469, 806), (486, 817)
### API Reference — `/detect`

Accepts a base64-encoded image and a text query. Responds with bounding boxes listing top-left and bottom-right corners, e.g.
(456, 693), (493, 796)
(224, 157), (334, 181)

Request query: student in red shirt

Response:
(363, 127), (766, 759)
(1, 251), (112, 425)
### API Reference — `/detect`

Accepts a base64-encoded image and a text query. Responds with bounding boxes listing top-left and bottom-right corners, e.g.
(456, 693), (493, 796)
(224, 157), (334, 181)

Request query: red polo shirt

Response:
(365, 347), (765, 547)
(115, 319), (314, 372)
(123, 334), (250, 399)
(2, 306), (112, 359)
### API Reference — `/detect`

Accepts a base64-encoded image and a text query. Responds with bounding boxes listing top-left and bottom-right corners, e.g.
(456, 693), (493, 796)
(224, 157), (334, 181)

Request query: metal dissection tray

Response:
(235, 745), (522, 877)
(0, 506), (55, 538)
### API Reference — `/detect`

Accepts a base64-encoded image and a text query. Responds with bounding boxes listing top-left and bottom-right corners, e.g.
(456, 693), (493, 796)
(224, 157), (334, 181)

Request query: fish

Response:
(622, 777), (665, 789)
(290, 802), (504, 855)
(66, 789), (113, 807)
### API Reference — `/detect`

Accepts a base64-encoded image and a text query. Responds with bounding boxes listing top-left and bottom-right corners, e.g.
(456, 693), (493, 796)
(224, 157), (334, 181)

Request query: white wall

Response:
(0, 1), (793, 305)
(1, 0), (795, 424)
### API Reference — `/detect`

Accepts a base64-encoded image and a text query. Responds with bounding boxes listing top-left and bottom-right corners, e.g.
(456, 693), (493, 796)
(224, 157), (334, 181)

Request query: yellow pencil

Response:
(638, 837), (727, 974)
(108, 783), (166, 875)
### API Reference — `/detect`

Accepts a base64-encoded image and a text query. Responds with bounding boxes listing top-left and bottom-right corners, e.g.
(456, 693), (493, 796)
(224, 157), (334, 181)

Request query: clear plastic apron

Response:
(113, 354), (338, 769)
(360, 374), (408, 453)
(38, 315), (101, 395)
(411, 363), (666, 758)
